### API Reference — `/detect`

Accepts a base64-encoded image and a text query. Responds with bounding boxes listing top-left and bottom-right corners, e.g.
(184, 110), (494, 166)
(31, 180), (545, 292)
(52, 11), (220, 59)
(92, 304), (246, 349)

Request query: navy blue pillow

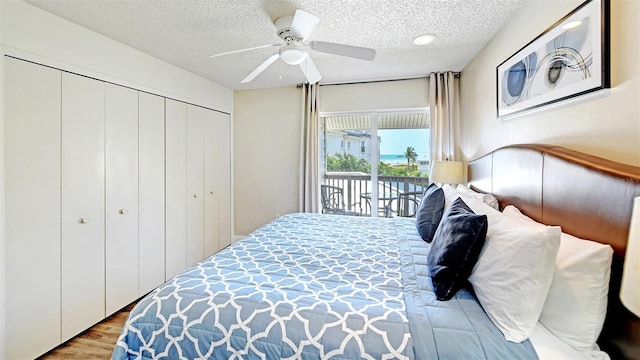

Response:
(428, 197), (488, 301)
(415, 183), (445, 242)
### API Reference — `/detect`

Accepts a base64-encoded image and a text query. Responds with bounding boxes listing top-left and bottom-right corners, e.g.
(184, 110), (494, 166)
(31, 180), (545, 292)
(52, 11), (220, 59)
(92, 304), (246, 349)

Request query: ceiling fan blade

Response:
(241, 53), (280, 83)
(209, 43), (280, 59)
(290, 9), (319, 40)
(309, 41), (376, 61)
(299, 56), (321, 84)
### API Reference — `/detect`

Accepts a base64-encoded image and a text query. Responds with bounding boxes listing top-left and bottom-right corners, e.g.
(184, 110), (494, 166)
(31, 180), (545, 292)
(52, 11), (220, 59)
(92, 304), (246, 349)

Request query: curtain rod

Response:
(297, 72), (460, 88)
(319, 76), (427, 87)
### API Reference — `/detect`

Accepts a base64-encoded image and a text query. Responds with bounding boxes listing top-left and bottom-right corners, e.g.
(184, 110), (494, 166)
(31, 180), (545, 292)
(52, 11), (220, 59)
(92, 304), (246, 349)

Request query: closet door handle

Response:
(193, 194), (198, 198)
(119, 209), (128, 215)
(80, 217), (90, 224)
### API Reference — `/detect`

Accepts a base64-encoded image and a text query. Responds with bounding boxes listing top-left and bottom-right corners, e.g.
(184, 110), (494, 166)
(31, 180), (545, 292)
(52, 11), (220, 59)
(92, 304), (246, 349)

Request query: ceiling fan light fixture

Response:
(414, 33), (437, 45)
(280, 47), (307, 65)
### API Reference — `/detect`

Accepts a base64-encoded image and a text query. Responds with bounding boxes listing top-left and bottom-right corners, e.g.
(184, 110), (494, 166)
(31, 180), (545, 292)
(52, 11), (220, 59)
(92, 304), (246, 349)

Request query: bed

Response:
(113, 144), (640, 359)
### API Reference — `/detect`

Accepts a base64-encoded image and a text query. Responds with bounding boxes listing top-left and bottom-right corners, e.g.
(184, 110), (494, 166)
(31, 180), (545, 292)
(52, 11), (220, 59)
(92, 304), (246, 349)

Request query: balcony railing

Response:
(324, 172), (430, 217)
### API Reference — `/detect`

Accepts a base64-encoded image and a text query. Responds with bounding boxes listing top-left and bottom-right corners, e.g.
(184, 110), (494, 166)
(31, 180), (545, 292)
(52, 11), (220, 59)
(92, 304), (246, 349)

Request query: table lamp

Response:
(621, 196), (640, 317)
(430, 160), (463, 185)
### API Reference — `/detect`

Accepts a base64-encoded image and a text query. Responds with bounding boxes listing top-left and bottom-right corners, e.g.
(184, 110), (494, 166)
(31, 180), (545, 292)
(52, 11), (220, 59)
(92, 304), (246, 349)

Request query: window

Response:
(320, 109), (430, 217)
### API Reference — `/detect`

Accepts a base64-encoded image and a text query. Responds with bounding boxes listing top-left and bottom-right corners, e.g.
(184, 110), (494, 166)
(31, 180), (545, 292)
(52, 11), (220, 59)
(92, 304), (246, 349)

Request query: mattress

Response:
(113, 213), (538, 359)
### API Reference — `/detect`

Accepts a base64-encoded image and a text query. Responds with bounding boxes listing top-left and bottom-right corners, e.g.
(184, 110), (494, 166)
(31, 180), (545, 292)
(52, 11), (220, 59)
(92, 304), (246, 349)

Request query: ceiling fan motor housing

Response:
(275, 15), (297, 41)
(275, 15), (308, 65)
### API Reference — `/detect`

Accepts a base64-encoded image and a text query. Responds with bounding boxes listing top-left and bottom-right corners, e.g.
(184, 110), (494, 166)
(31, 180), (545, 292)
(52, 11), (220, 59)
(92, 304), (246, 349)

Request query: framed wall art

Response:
(496, 0), (609, 118)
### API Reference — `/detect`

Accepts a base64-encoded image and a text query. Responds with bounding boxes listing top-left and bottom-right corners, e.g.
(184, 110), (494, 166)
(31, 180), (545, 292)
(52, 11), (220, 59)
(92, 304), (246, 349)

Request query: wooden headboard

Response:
(467, 144), (640, 359)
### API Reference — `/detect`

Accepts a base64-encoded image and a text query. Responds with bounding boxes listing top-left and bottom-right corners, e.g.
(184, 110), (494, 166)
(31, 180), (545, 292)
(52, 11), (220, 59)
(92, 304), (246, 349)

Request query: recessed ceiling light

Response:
(562, 20), (582, 30)
(414, 34), (437, 45)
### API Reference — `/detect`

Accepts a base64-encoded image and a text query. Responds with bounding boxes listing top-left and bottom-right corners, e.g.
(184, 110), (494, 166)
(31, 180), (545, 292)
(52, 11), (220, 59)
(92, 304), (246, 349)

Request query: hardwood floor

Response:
(37, 302), (135, 360)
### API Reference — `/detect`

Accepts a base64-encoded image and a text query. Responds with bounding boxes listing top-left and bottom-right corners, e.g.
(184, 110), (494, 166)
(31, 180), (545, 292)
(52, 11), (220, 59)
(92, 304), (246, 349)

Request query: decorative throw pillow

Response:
(428, 197), (488, 301)
(415, 183), (445, 242)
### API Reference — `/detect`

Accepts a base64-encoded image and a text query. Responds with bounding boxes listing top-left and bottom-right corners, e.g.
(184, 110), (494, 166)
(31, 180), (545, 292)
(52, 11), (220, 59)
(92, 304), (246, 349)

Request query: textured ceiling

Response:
(24, 0), (526, 91)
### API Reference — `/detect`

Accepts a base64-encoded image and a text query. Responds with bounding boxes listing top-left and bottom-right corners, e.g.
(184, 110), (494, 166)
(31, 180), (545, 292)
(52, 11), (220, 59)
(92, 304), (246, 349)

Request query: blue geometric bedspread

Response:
(113, 213), (537, 359)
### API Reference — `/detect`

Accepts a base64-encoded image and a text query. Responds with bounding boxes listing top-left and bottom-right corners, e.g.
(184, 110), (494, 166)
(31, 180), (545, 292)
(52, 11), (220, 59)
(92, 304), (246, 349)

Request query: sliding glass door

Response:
(320, 109), (430, 217)
(321, 114), (373, 216)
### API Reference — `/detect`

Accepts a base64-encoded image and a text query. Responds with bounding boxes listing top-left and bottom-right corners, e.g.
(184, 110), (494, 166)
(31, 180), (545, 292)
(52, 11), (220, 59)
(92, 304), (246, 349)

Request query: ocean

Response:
(380, 154), (407, 164)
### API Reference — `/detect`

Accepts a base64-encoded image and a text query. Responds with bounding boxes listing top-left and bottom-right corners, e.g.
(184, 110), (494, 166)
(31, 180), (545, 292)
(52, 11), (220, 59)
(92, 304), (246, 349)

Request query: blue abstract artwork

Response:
(497, 0), (608, 117)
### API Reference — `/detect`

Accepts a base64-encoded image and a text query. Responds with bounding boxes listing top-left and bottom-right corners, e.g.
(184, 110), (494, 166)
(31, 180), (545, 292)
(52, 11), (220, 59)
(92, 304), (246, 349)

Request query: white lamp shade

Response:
(621, 196), (640, 317)
(430, 160), (463, 185)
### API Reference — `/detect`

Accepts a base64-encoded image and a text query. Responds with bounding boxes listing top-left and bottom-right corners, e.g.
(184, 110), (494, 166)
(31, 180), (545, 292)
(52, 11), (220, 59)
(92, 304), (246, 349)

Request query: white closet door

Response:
(205, 111), (232, 253)
(105, 83), (139, 315)
(186, 105), (205, 267)
(61, 72), (106, 341)
(4, 57), (62, 359)
(139, 92), (166, 294)
(204, 113), (220, 257)
(165, 99), (188, 279)
(214, 112), (232, 249)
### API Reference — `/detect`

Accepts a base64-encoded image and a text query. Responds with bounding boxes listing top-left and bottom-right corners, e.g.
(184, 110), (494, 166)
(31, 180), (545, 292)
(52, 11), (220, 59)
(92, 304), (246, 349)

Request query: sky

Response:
(378, 129), (430, 159)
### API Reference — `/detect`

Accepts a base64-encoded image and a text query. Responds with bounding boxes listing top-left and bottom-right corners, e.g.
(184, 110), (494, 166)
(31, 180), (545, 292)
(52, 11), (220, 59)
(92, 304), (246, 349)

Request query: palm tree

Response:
(403, 146), (418, 171)
(327, 153), (370, 173)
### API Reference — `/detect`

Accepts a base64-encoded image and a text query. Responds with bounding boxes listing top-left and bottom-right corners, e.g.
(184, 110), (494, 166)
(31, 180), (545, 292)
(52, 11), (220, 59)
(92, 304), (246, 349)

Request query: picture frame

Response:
(496, 0), (609, 118)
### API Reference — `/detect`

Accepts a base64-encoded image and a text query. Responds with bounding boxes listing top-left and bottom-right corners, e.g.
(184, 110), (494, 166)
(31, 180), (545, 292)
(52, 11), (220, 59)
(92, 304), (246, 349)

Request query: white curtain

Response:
(429, 72), (461, 161)
(299, 83), (320, 213)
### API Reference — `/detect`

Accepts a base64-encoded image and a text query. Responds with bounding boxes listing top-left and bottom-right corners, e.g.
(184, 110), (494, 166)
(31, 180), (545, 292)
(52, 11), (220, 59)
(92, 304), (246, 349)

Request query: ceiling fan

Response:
(209, 10), (376, 84)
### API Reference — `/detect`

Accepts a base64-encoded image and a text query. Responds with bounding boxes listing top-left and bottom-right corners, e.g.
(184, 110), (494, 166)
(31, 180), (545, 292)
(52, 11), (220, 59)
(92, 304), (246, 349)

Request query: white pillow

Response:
(502, 205), (613, 352)
(455, 184), (500, 209)
(464, 197), (561, 343)
(441, 184), (500, 211)
(441, 184), (462, 210)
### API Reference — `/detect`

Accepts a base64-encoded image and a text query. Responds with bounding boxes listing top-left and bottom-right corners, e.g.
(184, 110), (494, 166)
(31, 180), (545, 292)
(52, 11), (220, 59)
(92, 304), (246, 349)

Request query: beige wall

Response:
(233, 79), (431, 236)
(460, 0), (640, 166)
(233, 86), (303, 236)
(233, 0), (640, 237)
